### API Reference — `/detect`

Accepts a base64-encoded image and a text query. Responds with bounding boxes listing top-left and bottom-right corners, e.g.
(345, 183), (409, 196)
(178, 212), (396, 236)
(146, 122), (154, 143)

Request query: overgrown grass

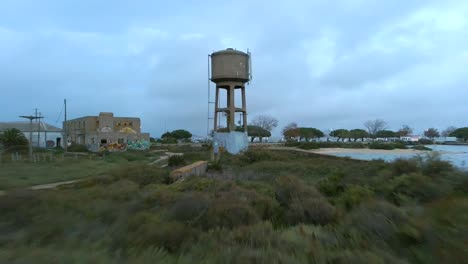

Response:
(0, 159), (116, 189)
(0, 148), (466, 263)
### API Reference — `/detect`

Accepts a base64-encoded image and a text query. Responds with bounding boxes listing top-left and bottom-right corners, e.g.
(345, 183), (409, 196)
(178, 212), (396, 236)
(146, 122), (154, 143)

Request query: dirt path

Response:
(29, 179), (85, 190)
(0, 151), (183, 196)
(0, 179), (84, 196)
(149, 152), (183, 166)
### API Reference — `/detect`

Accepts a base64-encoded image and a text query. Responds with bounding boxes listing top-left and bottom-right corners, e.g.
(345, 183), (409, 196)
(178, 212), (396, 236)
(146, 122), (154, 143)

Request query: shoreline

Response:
(269, 146), (464, 155)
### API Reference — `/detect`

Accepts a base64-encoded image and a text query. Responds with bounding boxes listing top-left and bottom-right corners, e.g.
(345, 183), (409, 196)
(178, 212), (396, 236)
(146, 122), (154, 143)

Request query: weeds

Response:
(0, 148), (465, 263)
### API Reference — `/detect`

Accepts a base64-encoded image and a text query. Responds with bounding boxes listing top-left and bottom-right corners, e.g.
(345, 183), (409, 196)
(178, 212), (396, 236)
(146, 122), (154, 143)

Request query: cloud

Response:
(0, 0), (467, 137)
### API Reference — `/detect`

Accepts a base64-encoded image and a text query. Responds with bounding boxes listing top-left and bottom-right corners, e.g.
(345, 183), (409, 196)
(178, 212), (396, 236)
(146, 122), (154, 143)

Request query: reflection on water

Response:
(330, 145), (468, 170)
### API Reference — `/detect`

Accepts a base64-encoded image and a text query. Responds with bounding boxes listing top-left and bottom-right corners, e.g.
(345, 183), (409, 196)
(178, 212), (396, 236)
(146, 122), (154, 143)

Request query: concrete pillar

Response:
(242, 86), (247, 132)
(214, 86), (219, 131)
(228, 85), (235, 131)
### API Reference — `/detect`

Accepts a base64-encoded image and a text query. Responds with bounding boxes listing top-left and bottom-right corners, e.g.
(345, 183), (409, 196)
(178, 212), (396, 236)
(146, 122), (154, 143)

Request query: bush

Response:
(418, 138), (433, 145)
(343, 200), (408, 242)
(207, 161), (223, 172)
(393, 142), (407, 149)
(67, 143), (88, 152)
(201, 201), (260, 230)
(385, 173), (448, 204)
(168, 155), (185, 167)
(420, 153), (454, 177)
(316, 173), (346, 197)
(297, 142), (319, 150)
(336, 185), (374, 210)
(412, 145), (432, 151)
(390, 158), (420, 176)
(123, 212), (197, 252)
(285, 197), (336, 225)
(239, 149), (273, 164)
(170, 193), (209, 223)
(274, 176), (322, 207)
(109, 163), (172, 186)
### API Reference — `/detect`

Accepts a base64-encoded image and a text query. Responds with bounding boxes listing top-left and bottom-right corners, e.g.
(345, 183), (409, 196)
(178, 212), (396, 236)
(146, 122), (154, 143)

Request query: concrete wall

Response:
(23, 132), (63, 148)
(170, 161), (208, 181)
(214, 131), (248, 154)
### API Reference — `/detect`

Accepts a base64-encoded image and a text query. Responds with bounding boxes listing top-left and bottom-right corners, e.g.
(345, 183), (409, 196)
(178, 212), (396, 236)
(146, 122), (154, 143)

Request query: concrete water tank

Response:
(211, 48), (250, 83)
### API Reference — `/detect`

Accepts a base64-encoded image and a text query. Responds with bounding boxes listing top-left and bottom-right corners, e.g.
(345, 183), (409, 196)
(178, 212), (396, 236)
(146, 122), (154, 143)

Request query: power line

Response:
(55, 103), (65, 124)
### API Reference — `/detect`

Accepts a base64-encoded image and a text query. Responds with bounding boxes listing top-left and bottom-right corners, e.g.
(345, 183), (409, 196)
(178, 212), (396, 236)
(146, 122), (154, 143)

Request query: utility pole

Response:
(19, 113), (42, 161)
(64, 99), (67, 153)
(35, 109), (44, 148)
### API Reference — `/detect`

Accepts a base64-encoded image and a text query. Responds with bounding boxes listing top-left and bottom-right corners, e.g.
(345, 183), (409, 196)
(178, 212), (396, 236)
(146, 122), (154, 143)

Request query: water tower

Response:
(209, 48), (251, 154)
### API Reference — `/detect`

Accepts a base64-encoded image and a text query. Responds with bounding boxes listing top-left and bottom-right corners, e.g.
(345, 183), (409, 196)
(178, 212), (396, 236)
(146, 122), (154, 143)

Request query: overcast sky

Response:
(1, 0), (467, 137)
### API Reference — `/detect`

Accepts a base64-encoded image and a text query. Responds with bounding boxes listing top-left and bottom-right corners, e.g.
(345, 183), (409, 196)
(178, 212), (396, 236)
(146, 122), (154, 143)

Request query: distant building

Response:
(434, 137), (458, 143)
(0, 121), (63, 148)
(64, 112), (150, 151)
(400, 135), (421, 142)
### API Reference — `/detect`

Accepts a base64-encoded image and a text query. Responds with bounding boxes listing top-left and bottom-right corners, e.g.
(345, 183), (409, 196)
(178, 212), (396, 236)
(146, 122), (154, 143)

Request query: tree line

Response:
(243, 116), (468, 143)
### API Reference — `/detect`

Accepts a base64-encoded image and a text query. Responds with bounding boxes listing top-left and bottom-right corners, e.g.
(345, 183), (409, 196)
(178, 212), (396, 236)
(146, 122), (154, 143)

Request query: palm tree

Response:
(0, 128), (29, 148)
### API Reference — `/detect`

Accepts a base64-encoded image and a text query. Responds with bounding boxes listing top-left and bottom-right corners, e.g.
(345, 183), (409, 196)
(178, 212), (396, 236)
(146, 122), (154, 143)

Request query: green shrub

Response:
(418, 138), (433, 145)
(67, 143), (88, 152)
(109, 163), (172, 186)
(336, 185), (374, 210)
(297, 142), (319, 150)
(385, 173), (449, 204)
(168, 155), (185, 167)
(170, 193), (209, 223)
(285, 197), (336, 225)
(368, 142), (395, 150)
(412, 145), (432, 151)
(393, 142), (407, 149)
(239, 149), (273, 164)
(420, 153), (454, 177)
(343, 200), (408, 242)
(207, 161), (223, 172)
(274, 176), (322, 207)
(390, 158), (420, 176)
(123, 212), (197, 252)
(316, 173), (346, 197)
(201, 201), (260, 230)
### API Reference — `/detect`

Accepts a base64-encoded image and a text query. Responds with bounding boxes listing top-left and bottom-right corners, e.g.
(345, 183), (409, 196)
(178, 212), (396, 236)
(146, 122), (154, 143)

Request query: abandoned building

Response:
(63, 112), (150, 150)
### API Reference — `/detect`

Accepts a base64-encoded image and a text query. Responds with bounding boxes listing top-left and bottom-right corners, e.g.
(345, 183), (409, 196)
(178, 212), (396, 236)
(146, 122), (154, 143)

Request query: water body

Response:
(331, 145), (468, 170)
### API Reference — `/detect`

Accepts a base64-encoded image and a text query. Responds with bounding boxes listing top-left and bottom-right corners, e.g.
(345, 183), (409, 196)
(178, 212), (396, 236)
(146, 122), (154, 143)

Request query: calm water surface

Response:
(331, 145), (468, 170)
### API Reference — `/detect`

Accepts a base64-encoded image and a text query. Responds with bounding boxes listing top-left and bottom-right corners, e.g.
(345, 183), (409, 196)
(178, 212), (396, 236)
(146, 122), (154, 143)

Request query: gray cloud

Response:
(0, 0), (467, 137)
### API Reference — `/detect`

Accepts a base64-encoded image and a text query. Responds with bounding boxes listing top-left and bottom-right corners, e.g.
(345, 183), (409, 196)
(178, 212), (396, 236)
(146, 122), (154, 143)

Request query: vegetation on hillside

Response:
(0, 148), (466, 263)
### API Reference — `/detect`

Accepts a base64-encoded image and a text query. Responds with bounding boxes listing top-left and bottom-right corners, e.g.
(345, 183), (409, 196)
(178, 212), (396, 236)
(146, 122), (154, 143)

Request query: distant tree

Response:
(442, 126), (457, 137)
(298, 127), (324, 141)
(375, 130), (397, 138)
(161, 132), (172, 139)
(149, 137), (156, 143)
(330, 129), (349, 142)
(282, 122), (298, 138)
(247, 125), (271, 142)
(398, 125), (413, 137)
(349, 129), (369, 142)
(0, 128), (28, 148)
(450, 127), (468, 142)
(251, 115), (279, 132)
(170, 129), (192, 141)
(283, 128), (300, 141)
(424, 128), (440, 139)
(364, 119), (387, 138)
